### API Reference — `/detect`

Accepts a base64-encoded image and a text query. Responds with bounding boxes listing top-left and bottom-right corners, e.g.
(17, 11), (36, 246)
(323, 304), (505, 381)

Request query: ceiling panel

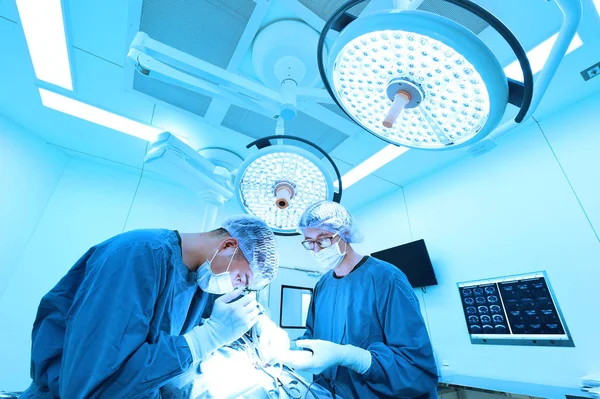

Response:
(284, 112), (349, 153)
(151, 103), (257, 157)
(222, 106), (350, 154)
(330, 132), (388, 167)
(0, 21), (149, 168)
(418, 0), (489, 35)
(67, 0), (131, 66)
(133, 73), (213, 118)
(73, 48), (156, 124)
(298, 0), (368, 21)
(340, 172), (402, 212)
(376, 146), (467, 186)
(318, 102), (354, 122)
(477, 0), (563, 65)
(221, 105), (277, 139)
(139, 0), (255, 68)
(330, 122), (468, 187)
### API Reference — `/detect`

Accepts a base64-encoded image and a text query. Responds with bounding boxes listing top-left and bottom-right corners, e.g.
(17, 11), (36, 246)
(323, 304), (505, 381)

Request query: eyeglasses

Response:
(301, 233), (339, 251)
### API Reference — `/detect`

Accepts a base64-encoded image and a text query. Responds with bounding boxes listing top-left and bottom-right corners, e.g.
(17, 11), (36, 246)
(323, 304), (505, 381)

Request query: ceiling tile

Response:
(68, 0), (131, 66)
(139, 0), (255, 68)
(133, 73), (213, 118)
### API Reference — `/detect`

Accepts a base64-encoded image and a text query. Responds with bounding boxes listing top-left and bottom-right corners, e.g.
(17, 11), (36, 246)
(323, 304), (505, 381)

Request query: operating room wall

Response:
(0, 155), (218, 390)
(0, 116), (68, 303)
(353, 92), (600, 388)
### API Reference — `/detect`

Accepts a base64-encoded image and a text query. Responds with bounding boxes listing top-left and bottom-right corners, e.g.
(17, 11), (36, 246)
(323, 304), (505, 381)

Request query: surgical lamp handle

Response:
(245, 135), (343, 205)
(383, 91), (411, 128)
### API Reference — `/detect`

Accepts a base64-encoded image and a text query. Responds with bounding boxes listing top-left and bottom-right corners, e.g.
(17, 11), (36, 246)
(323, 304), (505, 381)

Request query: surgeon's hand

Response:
(281, 339), (372, 375)
(255, 315), (290, 365)
(208, 288), (261, 345)
(184, 288), (260, 363)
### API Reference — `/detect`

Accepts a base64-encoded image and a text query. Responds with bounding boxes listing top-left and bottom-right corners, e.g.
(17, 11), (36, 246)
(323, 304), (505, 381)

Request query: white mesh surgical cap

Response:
(221, 215), (279, 289)
(297, 200), (364, 243)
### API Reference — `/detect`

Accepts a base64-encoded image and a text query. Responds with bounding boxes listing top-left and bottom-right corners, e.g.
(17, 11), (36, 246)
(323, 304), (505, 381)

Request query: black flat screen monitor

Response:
(371, 239), (438, 287)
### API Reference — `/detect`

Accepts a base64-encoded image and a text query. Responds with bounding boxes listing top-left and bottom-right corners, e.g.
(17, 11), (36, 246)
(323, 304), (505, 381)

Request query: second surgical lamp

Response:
(318, 0), (581, 149)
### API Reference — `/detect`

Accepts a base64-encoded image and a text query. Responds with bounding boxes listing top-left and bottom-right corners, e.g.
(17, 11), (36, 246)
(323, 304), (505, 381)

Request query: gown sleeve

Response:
(361, 273), (438, 397)
(59, 242), (194, 398)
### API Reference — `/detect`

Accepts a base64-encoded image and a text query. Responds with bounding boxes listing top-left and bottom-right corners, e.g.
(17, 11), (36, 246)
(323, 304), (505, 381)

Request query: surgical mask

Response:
(311, 239), (347, 270)
(197, 246), (238, 294)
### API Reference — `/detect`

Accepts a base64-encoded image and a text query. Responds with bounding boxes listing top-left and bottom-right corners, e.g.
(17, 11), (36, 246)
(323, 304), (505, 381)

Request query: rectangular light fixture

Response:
(16, 0), (73, 90)
(340, 145), (409, 189)
(595, 0), (600, 16)
(39, 89), (162, 141)
(504, 33), (583, 81)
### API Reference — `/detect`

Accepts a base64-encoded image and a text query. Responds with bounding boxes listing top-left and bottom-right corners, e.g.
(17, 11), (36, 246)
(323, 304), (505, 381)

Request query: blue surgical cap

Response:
(297, 200), (364, 243)
(221, 215), (279, 288)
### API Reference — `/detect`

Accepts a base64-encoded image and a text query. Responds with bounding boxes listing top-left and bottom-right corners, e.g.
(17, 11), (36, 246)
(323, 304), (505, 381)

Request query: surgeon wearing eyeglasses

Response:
(281, 200), (438, 399)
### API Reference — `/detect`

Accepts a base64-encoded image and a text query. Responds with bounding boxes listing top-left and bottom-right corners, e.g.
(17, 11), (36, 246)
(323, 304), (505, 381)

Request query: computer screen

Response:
(457, 271), (573, 347)
(371, 239), (438, 287)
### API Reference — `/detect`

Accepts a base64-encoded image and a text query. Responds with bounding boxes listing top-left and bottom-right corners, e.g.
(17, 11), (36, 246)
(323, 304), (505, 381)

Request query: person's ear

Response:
(219, 238), (238, 254)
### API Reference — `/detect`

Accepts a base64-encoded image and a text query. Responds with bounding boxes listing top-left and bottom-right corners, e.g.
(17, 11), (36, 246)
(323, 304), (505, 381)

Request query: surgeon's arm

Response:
(59, 243), (194, 398)
(361, 276), (438, 397)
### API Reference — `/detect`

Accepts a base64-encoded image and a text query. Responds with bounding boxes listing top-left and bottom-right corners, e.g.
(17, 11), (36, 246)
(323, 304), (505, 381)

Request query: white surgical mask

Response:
(312, 239), (347, 270)
(197, 246), (238, 294)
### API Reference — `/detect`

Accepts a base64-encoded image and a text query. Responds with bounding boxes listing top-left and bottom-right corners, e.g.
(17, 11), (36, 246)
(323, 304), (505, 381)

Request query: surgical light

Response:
(318, 0), (540, 150)
(39, 89), (162, 141)
(16, 0), (73, 90)
(236, 136), (342, 235)
(504, 33), (583, 81)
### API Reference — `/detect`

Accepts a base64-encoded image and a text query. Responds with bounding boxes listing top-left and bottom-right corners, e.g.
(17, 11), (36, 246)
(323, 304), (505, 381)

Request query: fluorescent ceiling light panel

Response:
(595, 0), (600, 16)
(340, 145), (410, 189)
(504, 33), (583, 81)
(16, 0), (73, 90)
(39, 89), (162, 141)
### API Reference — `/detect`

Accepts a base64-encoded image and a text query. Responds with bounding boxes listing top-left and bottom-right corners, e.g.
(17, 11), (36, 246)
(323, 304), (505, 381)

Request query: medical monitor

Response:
(458, 271), (573, 347)
(371, 239), (438, 287)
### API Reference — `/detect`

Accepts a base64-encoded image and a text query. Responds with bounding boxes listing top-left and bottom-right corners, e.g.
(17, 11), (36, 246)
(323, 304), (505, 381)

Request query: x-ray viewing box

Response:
(458, 271), (573, 347)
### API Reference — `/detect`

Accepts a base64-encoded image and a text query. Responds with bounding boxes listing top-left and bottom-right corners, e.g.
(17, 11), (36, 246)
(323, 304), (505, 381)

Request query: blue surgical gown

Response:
(20, 229), (209, 398)
(302, 256), (438, 399)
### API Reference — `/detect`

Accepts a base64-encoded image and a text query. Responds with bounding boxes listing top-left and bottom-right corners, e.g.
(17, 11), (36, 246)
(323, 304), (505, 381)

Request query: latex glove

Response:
(184, 288), (260, 363)
(255, 315), (290, 364)
(281, 339), (372, 375)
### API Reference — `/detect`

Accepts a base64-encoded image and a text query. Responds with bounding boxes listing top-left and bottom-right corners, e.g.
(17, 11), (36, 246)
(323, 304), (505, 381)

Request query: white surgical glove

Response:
(255, 315), (290, 364)
(281, 339), (372, 375)
(184, 288), (260, 363)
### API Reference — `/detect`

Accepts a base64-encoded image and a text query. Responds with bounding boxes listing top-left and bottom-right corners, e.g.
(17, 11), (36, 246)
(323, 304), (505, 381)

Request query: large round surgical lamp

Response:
(318, 0), (535, 150)
(235, 135), (342, 236)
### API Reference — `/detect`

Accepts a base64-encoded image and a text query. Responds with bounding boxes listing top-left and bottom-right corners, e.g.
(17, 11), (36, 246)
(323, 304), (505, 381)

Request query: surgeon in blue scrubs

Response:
(282, 201), (438, 399)
(20, 215), (283, 398)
